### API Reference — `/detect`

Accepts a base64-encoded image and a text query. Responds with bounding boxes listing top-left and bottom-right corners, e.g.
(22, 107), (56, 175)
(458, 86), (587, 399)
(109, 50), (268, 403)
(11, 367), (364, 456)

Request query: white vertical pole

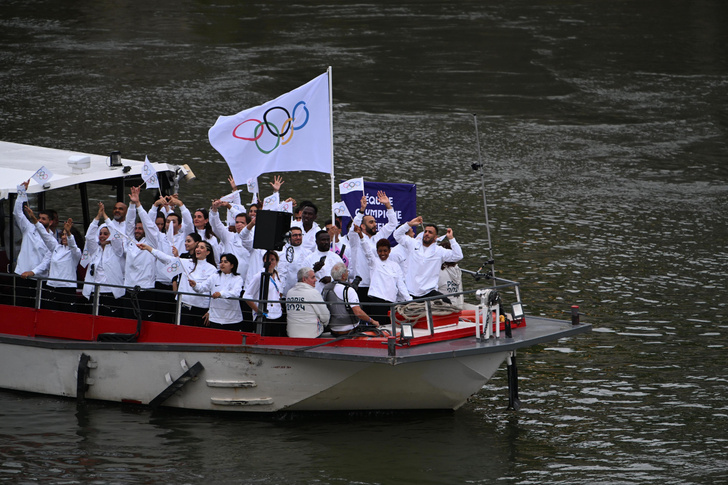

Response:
(328, 66), (336, 224)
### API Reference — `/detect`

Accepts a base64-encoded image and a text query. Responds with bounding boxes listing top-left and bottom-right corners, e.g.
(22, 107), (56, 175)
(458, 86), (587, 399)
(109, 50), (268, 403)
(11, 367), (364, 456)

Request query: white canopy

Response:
(0, 141), (178, 200)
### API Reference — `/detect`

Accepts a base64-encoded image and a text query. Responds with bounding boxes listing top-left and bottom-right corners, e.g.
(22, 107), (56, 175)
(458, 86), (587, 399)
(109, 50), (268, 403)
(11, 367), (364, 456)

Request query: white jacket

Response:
(286, 282), (330, 338)
(35, 222), (81, 288)
(193, 272), (244, 324)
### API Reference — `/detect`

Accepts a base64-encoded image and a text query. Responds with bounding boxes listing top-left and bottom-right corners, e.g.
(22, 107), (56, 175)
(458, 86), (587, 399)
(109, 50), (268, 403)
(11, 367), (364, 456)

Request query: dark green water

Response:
(1, 0), (727, 483)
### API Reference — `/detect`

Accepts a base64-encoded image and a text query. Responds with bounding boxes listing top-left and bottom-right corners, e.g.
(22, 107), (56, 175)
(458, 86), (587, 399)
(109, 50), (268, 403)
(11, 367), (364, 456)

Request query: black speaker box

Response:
(253, 210), (291, 251)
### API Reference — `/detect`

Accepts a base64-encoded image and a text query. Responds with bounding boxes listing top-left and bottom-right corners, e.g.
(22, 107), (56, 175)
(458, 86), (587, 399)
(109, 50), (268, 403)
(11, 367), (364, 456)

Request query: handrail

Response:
(0, 271), (523, 339)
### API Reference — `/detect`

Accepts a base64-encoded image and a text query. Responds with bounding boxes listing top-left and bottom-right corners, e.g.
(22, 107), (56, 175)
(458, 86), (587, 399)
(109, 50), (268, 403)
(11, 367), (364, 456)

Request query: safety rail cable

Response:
(0, 272), (519, 339)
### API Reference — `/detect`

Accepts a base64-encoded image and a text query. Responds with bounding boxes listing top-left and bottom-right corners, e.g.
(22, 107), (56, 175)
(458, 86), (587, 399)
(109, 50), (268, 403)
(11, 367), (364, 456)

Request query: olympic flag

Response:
(141, 156), (160, 189)
(339, 177), (364, 195)
(208, 70), (333, 185)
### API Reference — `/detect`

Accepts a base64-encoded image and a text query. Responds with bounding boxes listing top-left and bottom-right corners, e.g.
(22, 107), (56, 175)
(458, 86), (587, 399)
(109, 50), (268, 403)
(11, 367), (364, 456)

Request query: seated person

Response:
(286, 267), (330, 338)
(321, 262), (378, 337)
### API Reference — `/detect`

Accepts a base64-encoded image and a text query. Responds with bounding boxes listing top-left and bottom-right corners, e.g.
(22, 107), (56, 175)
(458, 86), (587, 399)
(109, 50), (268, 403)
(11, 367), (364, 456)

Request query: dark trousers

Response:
(121, 289), (156, 321)
(153, 282), (177, 323)
(46, 286), (81, 312)
(180, 304), (207, 327)
(356, 285), (374, 318)
(13, 277), (41, 308)
(261, 315), (286, 337)
(368, 296), (394, 324)
(98, 293), (124, 317)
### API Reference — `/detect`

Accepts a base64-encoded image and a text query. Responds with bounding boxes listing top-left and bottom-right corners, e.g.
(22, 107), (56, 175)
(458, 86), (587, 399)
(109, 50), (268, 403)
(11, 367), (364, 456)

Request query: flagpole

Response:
(327, 66), (335, 224)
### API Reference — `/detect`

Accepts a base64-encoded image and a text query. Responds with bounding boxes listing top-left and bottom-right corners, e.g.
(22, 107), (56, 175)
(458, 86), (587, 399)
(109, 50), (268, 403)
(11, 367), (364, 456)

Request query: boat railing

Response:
(0, 271), (521, 340)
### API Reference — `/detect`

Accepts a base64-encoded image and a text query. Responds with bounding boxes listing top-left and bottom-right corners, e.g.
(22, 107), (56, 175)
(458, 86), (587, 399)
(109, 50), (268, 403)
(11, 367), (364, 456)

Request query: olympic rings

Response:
(341, 181), (362, 190)
(292, 101), (309, 130)
(231, 100), (311, 154)
(167, 262), (181, 273)
(334, 206), (348, 215)
(36, 170), (50, 180)
(254, 121), (280, 154)
(264, 107), (291, 137)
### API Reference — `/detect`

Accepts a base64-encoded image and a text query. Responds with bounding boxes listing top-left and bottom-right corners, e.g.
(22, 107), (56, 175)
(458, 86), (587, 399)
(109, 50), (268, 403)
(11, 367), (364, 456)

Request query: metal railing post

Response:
(390, 302), (396, 338)
(425, 300), (434, 336)
(92, 284), (100, 316)
(174, 298), (182, 326)
(35, 279), (43, 309)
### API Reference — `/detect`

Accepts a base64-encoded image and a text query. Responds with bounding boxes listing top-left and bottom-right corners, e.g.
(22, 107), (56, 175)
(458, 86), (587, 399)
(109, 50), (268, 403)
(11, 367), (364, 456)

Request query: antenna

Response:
(472, 114), (496, 286)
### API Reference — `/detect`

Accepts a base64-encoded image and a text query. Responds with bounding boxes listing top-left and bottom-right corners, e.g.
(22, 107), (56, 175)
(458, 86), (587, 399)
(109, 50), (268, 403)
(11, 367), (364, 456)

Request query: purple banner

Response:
(340, 181), (417, 241)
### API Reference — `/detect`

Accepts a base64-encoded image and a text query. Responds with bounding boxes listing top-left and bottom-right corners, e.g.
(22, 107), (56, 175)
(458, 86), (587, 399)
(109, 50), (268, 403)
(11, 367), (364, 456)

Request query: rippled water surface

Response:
(1, 0), (727, 483)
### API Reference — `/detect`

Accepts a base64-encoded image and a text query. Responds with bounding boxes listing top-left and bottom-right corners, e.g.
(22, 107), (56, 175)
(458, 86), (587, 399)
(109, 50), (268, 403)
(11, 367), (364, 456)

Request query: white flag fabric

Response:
(262, 192), (280, 210)
(339, 177), (364, 195)
(164, 259), (184, 278)
(332, 201), (352, 218)
(220, 189), (241, 204)
(31, 166), (53, 186)
(209, 71), (332, 185)
(278, 200), (294, 214)
(246, 177), (259, 194)
(142, 156), (160, 189)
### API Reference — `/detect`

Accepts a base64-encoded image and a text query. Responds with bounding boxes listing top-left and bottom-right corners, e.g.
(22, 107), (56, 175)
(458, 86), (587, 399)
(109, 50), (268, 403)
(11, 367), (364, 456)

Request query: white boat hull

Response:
(0, 340), (506, 412)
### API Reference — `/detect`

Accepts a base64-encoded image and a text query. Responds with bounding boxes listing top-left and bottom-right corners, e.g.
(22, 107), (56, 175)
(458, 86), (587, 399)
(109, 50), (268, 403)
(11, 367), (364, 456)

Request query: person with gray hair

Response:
(322, 262), (378, 336)
(285, 266), (330, 338)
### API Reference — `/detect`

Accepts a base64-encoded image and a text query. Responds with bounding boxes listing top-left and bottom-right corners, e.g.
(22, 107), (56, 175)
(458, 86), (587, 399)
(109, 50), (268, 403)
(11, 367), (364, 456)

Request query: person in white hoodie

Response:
(81, 203), (126, 316)
(28, 211), (81, 311)
(13, 180), (52, 307)
(190, 253), (244, 330)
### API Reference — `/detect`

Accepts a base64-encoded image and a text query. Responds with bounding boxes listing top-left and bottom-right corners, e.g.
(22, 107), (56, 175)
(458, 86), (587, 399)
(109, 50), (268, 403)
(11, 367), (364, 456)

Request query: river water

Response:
(1, 0), (727, 483)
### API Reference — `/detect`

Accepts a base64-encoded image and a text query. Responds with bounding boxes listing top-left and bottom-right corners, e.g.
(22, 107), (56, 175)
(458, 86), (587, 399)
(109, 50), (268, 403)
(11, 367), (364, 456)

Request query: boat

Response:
(0, 140), (591, 413)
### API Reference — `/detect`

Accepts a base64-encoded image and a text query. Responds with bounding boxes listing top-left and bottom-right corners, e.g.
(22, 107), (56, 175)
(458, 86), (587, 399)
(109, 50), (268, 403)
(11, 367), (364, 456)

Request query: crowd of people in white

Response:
(11, 175), (464, 338)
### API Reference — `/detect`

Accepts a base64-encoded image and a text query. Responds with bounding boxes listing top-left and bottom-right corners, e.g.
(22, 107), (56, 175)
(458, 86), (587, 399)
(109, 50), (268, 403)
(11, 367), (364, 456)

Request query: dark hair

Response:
(155, 211), (167, 233)
(192, 240), (216, 272)
(424, 223), (439, 234)
(315, 229), (329, 241)
(234, 213), (248, 224)
(219, 253), (239, 275)
(376, 238), (391, 249)
(194, 208), (217, 241)
(39, 210), (54, 220)
(186, 232), (202, 244)
(167, 212), (181, 226)
(324, 217), (342, 229)
(263, 250), (279, 278)
(299, 200), (318, 215)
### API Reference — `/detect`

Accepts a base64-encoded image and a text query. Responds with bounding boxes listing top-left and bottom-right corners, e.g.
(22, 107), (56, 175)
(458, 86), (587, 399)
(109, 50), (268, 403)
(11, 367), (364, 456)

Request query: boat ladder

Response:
(149, 360), (205, 409)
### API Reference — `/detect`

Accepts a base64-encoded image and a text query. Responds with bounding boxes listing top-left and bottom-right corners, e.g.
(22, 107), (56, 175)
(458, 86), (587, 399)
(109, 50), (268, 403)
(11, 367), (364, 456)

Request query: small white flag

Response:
(80, 248), (91, 268)
(278, 200), (294, 214)
(220, 189), (241, 204)
(31, 166), (53, 186)
(339, 177), (364, 195)
(246, 177), (259, 194)
(332, 201), (352, 218)
(142, 156), (160, 189)
(166, 220), (176, 247)
(165, 259), (184, 278)
(262, 192), (280, 210)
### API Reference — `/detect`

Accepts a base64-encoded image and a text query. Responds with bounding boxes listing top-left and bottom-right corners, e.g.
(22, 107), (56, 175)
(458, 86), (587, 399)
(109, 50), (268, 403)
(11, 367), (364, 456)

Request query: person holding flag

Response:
(81, 202), (126, 316)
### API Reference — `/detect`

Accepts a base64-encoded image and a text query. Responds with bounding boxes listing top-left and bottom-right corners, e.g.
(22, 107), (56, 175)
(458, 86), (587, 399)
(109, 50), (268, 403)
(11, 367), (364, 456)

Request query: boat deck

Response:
(0, 304), (590, 364)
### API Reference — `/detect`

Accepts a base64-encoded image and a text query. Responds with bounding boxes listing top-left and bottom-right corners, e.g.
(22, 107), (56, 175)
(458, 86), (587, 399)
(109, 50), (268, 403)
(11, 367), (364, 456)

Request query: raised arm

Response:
(209, 200), (231, 245)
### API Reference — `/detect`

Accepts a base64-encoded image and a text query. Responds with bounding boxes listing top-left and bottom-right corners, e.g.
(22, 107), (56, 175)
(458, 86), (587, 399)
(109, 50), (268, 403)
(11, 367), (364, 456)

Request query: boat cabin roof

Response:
(0, 141), (177, 200)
